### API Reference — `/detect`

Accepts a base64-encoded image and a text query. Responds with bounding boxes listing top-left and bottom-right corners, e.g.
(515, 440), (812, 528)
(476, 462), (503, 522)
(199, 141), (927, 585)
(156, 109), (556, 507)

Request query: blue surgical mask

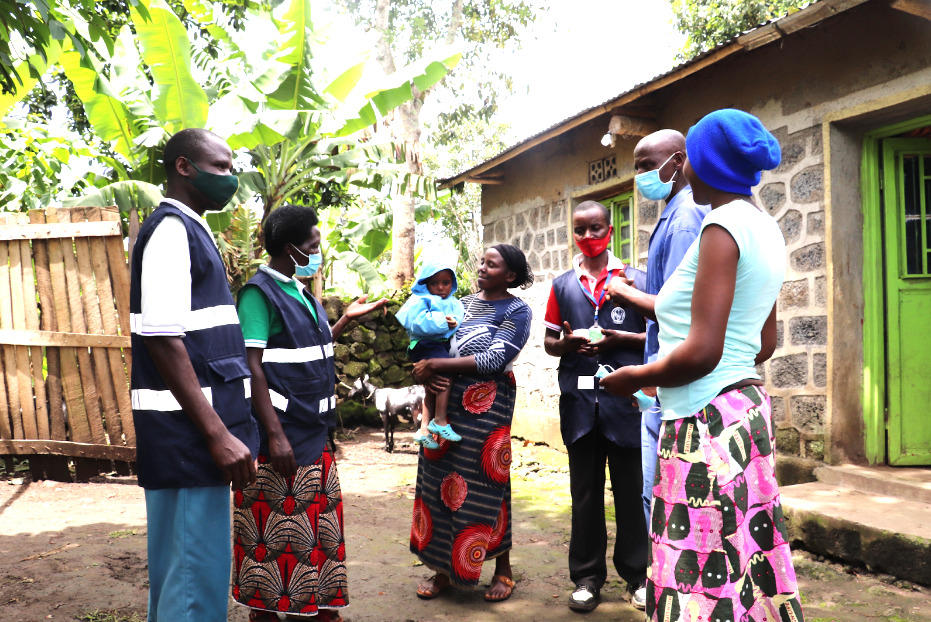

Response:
(291, 245), (322, 277)
(635, 153), (678, 201)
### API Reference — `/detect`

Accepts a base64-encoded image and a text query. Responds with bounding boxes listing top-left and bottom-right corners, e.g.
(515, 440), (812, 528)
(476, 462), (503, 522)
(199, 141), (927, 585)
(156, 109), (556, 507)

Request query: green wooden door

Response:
(882, 139), (931, 465)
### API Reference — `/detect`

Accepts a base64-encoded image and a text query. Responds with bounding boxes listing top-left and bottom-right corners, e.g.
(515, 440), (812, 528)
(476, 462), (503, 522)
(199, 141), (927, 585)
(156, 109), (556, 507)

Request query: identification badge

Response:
(589, 325), (603, 342)
(577, 376), (595, 390)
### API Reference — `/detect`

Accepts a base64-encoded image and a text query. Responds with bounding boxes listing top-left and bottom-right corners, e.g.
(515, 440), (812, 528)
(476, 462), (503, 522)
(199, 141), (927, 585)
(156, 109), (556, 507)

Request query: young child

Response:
(395, 255), (466, 450)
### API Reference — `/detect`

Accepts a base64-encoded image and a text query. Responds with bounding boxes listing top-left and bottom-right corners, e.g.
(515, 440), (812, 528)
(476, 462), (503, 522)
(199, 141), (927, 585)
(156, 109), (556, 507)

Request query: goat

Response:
(346, 375), (425, 453)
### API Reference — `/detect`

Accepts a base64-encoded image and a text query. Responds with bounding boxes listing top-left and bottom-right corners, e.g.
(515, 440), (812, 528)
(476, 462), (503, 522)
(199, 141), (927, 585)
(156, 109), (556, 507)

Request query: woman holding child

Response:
(409, 244), (534, 603)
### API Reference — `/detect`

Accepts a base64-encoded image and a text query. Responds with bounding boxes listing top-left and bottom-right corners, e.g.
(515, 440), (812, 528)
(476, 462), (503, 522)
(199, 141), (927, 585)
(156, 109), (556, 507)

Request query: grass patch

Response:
(77, 610), (145, 622)
(107, 529), (138, 539)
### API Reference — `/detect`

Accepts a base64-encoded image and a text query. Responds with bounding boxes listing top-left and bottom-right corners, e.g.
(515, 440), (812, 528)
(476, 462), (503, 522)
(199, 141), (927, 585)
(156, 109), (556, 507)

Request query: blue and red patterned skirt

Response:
(410, 371), (516, 586)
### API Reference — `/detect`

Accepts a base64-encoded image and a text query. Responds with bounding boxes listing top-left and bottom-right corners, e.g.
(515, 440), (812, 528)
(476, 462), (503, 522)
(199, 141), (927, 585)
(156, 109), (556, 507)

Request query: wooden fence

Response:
(0, 206), (134, 480)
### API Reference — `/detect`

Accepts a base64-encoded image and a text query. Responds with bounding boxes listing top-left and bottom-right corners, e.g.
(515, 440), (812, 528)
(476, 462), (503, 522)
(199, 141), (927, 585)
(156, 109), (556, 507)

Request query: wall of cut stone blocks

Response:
(480, 125), (829, 458)
(635, 124), (829, 460)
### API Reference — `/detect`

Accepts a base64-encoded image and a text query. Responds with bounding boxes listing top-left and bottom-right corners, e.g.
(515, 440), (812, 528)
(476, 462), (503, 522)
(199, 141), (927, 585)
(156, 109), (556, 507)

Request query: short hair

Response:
(491, 243), (534, 289)
(162, 128), (220, 176)
(573, 200), (611, 223)
(264, 204), (320, 257)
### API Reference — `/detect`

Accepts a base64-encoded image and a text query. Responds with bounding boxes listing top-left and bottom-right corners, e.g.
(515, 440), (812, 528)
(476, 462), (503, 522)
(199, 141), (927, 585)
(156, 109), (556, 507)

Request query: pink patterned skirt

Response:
(647, 385), (804, 622)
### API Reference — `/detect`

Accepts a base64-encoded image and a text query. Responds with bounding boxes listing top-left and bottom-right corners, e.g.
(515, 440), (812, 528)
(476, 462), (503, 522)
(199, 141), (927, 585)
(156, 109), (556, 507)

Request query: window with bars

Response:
(605, 192), (633, 264)
(901, 153), (931, 276)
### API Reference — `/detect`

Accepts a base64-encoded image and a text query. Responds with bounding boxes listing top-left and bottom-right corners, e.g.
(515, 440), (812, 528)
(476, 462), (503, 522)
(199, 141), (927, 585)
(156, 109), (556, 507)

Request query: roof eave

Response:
(439, 0), (872, 189)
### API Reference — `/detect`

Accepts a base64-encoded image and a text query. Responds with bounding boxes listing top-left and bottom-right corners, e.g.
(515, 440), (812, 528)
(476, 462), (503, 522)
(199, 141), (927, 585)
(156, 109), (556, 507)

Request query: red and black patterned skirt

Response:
(233, 448), (348, 617)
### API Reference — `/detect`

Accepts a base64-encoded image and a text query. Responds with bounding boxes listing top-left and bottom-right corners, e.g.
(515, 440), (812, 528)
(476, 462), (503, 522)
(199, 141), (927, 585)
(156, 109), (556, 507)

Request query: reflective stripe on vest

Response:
(129, 304), (239, 334)
(131, 379), (250, 412)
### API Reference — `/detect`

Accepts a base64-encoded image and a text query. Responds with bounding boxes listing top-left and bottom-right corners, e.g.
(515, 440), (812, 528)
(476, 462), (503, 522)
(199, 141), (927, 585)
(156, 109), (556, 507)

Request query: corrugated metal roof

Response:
(441, 0), (866, 188)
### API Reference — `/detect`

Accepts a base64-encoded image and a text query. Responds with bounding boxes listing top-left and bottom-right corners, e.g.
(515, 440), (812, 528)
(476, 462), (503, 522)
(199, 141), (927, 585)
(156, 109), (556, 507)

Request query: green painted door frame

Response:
(861, 114), (931, 465)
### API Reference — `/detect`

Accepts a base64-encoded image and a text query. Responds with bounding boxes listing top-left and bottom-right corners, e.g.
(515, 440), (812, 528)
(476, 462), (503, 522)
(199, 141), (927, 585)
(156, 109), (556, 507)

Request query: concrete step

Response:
(814, 464), (931, 504)
(780, 480), (931, 585)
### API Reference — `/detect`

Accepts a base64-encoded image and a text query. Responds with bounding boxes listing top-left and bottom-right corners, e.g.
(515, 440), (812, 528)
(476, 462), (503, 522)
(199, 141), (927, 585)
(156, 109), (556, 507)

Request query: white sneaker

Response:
(568, 584), (599, 612)
(631, 584), (647, 610)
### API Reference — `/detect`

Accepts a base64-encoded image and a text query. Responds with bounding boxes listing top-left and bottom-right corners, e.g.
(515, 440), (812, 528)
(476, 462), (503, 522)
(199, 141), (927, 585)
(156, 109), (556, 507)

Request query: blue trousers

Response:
(641, 403), (663, 530)
(144, 486), (231, 622)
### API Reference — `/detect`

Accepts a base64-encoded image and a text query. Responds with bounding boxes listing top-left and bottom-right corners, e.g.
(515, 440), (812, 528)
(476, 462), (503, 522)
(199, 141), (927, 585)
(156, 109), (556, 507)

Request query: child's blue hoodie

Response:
(395, 256), (466, 347)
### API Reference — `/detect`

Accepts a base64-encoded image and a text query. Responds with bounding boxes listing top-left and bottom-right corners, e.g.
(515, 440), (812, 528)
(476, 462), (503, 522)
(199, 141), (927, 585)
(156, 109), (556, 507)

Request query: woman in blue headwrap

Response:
(602, 109), (805, 621)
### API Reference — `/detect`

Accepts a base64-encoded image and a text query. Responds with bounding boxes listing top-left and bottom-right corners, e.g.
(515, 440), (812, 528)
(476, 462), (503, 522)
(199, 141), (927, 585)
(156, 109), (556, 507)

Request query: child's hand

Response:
(446, 315), (458, 329)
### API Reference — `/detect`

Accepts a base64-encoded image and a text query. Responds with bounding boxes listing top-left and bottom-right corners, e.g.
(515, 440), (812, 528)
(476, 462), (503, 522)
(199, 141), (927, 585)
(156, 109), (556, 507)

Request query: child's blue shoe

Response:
(414, 431), (441, 450)
(428, 420), (462, 442)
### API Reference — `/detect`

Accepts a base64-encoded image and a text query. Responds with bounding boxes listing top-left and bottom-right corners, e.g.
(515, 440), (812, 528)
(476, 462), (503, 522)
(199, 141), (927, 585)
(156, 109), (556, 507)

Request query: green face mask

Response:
(186, 160), (239, 208)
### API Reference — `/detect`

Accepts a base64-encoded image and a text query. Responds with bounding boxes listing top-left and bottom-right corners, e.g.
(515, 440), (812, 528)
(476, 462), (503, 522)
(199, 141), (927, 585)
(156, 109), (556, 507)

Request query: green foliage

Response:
(0, 120), (103, 210)
(0, 0), (119, 96)
(671, 0), (811, 59)
(335, 0), (538, 146)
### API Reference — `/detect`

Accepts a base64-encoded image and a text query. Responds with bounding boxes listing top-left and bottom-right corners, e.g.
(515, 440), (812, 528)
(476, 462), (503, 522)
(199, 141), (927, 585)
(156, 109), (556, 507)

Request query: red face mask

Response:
(575, 225), (613, 258)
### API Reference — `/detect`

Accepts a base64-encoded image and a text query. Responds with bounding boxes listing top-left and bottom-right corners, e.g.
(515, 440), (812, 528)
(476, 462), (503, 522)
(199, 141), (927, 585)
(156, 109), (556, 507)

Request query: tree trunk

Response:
(386, 97), (422, 289)
(376, 0), (463, 290)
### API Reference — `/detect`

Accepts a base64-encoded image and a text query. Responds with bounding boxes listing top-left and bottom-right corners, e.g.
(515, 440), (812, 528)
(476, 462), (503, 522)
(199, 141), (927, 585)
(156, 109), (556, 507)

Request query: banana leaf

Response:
(132, 0), (209, 132)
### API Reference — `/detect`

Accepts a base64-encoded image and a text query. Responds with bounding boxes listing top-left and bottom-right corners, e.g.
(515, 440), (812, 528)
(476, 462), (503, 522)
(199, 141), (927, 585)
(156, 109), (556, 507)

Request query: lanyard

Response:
(577, 269), (614, 325)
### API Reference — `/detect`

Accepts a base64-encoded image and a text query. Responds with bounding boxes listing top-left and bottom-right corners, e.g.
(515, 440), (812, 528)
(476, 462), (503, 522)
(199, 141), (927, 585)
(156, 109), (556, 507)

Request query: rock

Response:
(337, 400), (380, 427)
(791, 395), (825, 433)
(383, 365), (407, 384)
(791, 166), (824, 204)
(376, 352), (395, 368)
(367, 358), (383, 375)
(770, 353), (808, 388)
(342, 361), (368, 378)
(391, 331), (410, 348)
(333, 343), (350, 364)
(372, 332), (394, 352)
(789, 316), (827, 345)
(776, 427), (801, 456)
(350, 326), (376, 345)
(351, 346), (374, 361)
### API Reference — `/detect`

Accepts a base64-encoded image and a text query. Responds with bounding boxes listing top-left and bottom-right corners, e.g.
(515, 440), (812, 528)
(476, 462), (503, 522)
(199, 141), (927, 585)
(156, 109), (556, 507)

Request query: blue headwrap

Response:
(686, 109), (781, 195)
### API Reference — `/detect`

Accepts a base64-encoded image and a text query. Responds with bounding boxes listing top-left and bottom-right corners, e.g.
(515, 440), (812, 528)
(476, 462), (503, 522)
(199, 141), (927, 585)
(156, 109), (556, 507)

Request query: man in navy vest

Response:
(129, 128), (258, 622)
(543, 200), (648, 612)
(606, 129), (711, 571)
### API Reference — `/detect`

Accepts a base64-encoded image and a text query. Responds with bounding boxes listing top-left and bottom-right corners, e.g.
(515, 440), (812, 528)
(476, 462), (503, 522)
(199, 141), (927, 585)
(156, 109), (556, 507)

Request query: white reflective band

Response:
(319, 397), (330, 413)
(132, 381), (251, 412)
(330, 395), (336, 409)
(186, 305), (240, 332)
(268, 389), (289, 411)
(130, 305), (239, 334)
(263, 345), (326, 364)
(323, 343), (334, 357)
(132, 387), (213, 412)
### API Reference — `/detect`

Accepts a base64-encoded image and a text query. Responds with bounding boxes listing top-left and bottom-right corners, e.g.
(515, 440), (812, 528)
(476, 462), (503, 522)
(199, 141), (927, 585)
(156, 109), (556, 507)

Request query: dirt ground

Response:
(2, 427), (930, 622)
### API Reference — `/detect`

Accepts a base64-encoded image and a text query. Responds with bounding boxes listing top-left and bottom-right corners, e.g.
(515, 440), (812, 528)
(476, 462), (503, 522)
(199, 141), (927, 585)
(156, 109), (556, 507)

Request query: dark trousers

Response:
(567, 426), (648, 590)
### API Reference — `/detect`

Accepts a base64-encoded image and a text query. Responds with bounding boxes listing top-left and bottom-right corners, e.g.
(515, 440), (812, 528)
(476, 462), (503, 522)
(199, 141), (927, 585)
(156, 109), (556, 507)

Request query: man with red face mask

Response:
(543, 200), (648, 613)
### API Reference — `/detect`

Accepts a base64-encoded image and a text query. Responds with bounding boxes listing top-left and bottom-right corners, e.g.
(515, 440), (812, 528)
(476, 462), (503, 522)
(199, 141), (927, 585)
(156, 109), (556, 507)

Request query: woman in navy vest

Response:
(232, 205), (387, 622)
(409, 244), (533, 603)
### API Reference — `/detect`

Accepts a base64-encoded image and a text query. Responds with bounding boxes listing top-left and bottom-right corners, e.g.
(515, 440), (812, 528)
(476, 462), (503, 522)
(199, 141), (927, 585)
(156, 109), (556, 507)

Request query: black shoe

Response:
(568, 584), (600, 612)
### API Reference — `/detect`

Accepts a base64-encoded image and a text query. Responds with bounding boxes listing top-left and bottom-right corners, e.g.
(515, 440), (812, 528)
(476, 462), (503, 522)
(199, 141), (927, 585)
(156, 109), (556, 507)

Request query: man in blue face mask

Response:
(605, 128), (710, 611)
(129, 128), (257, 622)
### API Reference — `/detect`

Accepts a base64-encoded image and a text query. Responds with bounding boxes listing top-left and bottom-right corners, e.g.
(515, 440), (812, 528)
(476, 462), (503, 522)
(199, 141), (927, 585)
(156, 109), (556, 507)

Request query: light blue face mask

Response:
(291, 245), (322, 277)
(635, 153), (678, 201)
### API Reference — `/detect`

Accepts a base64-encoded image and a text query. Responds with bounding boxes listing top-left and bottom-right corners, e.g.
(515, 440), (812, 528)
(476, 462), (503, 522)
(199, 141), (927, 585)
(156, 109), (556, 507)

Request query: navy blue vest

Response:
(130, 203), (258, 489)
(552, 266), (647, 447)
(240, 270), (336, 465)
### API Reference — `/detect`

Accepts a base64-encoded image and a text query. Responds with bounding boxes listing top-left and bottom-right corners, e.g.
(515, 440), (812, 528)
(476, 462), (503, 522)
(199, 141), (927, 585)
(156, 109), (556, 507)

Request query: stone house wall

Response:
(634, 125), (829, 461)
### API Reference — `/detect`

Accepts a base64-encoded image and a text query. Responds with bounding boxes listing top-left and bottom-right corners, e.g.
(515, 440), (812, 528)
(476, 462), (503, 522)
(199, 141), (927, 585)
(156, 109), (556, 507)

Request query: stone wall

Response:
(321, 296), (415, 427)
(636, 125), (828, 460)
(481, 125), (829, 457)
